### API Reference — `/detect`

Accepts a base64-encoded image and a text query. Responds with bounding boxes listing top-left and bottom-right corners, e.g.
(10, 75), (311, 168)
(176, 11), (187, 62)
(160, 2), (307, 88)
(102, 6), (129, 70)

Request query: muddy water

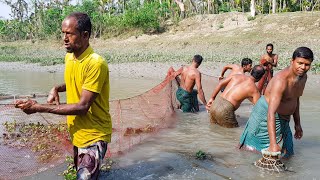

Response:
(1, 70), (320, 179)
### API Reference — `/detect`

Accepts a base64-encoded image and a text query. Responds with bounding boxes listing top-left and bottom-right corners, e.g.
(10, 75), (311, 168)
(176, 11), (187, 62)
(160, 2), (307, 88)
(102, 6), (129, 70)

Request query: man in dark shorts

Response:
(167, 55), (207, 112)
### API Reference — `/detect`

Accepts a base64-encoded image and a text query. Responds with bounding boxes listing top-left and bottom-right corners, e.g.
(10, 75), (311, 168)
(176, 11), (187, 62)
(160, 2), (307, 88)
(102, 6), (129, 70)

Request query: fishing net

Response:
(254, 149), (287, 173)
(0, 72), (219, 179)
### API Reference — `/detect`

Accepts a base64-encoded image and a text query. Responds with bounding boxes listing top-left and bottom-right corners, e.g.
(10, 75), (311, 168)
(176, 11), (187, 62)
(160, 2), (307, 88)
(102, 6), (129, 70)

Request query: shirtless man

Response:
(219, 58), (253, 80)
(206, 65), (265, 128)
(239, 47), (313, 158)
(258, 43), (279, 94)
(167, 55), (206, 112)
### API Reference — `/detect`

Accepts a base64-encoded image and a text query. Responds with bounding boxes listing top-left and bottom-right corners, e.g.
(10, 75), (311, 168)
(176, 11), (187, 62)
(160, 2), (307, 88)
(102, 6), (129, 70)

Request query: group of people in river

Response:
(168, 44), (313, 161)
(13, 11), (314, 179)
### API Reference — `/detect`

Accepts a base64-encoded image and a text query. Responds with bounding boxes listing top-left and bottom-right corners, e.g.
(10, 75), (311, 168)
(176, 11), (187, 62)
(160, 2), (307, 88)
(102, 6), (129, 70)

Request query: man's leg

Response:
(74, 141), (108, 180)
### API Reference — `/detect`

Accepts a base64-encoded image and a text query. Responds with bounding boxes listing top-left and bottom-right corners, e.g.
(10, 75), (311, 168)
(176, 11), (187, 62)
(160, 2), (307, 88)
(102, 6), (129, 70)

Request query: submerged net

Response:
(254, 149), (287, 172)
(0, 73), (219, 179)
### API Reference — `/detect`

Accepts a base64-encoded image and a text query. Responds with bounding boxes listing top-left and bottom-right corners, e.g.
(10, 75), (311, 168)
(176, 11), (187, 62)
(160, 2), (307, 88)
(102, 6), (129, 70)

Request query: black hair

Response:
(266, 43), (273, 49)
(193, 55), (203, 65)
(67, 12), (92, 37)
(251, 65), (265, 81)
(292, 47), (314, 62)
(241, 58), (252, 67)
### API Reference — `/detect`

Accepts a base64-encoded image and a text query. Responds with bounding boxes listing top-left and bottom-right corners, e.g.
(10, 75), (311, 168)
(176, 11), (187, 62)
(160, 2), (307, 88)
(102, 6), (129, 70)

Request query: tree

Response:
(272, 0), (277, 13)
(250, 0), (256, 16)
(2, 0), (28, 21)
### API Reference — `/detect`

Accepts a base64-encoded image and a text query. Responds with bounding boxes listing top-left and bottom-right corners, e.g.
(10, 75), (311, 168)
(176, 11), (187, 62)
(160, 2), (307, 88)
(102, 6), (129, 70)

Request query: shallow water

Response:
(1, 70), (320, 179)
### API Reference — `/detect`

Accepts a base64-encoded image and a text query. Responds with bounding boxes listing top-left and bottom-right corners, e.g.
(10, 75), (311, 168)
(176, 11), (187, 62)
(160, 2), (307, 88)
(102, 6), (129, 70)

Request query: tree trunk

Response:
(272, 0), (276, 13)
(242, 0), (245, 12)
(174, 0), (185, 18)
(250, 0), (256, 17)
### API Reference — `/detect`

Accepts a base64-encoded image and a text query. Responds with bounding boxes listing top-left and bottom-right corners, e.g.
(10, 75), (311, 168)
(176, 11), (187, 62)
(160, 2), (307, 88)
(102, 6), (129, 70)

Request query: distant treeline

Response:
(1, 0), (319, 41)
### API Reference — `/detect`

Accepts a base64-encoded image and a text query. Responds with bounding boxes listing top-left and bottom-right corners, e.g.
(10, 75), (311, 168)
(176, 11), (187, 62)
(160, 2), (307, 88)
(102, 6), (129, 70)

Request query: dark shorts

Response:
(74, 141), (108, 180)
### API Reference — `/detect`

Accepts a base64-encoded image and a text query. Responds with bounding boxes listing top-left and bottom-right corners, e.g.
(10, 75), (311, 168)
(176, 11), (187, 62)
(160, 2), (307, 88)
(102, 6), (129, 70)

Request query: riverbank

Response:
(0, 61), (224, 80)
(1, 12), (320, 73)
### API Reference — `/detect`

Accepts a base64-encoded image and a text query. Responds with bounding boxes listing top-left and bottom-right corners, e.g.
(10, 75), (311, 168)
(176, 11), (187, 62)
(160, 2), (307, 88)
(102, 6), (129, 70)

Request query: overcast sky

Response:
(0, 3), (11, 19)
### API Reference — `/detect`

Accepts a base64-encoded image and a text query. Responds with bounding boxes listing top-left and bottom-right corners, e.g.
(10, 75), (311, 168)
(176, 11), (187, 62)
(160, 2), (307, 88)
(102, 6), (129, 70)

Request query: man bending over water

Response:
(239, 47), (313, 158)
(206, 65), (265, 128)
(219, 58), (253, 80)
(167, 55), (207, 112)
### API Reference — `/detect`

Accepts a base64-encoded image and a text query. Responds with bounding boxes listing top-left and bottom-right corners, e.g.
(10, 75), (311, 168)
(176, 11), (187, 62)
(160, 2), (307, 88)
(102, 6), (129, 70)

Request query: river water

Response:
(1, 69), (320, 180)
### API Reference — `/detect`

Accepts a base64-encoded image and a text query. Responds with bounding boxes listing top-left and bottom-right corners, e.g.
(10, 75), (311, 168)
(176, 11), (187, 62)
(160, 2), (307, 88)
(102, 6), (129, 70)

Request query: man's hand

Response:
(294, 124), (303, 139)
(218, 76), (224, 81)
(47, 87), (60, 105)
(15, 99), (38, 114)
(268, 143), (281, 153)
(206, 98), (214, 111)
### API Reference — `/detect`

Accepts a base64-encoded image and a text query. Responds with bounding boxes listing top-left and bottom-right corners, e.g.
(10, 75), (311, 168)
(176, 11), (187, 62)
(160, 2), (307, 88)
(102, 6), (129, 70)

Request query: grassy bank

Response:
(1, 12), (320, 73)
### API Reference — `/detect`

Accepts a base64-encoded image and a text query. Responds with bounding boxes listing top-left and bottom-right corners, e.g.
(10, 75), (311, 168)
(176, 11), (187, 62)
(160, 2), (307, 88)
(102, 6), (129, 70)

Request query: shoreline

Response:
(0, 61), (225, 80)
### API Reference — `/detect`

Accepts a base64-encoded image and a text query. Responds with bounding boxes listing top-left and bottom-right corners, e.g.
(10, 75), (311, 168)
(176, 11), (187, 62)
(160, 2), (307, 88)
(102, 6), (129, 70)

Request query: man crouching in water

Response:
(206, 65), (265, 128)
(167, 55), (207, 112)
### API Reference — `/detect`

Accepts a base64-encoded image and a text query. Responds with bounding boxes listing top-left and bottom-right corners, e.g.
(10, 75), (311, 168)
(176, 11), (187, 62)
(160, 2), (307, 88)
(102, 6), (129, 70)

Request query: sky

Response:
(0, 3), (11, 19)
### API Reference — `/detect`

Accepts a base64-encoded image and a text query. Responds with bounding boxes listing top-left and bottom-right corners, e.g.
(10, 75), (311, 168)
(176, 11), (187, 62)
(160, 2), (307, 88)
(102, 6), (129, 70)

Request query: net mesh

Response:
(0, 73), (218, 179)
(254, 153), (287, 172)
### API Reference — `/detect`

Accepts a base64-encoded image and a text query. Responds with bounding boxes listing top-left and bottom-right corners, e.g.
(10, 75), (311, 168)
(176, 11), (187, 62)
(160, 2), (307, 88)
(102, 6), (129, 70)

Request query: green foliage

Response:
(196, 150), (207, 160)
(123, 2), (160, 33)
(312, 62), (320, 74)
(219, 2), (231, 13)
(247, 16), (256, 21)
(62, 156), (77, 180)
(41, 8), (63, 39)
(1, 0), (320, 41)
(217, 23), (224, 29)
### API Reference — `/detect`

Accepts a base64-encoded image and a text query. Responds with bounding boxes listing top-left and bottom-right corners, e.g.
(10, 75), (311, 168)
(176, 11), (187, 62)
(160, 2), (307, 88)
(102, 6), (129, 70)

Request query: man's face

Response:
(244, 64), (252, 72)
(266, 46), (273, 55)
(291, 57), (312, 77)
(61, 18), (84, 53)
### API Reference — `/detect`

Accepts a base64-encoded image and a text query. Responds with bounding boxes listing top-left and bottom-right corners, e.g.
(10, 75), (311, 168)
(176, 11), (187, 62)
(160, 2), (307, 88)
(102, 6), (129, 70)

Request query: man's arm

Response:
(267, 79), (286, 152)
(47, 84), (66, 105)
(219, 64), (234, 80)
(17, 89), (98, 115)
(293, 97), (303, 139)
(195, 73), (206, 105)
(206, 76), (232, 109)
(271, 54), (279, 67)
(248, 88), (261, 104)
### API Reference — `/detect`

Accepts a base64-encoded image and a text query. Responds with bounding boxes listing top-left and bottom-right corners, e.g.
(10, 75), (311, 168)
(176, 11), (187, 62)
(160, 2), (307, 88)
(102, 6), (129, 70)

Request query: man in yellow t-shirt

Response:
(15, 12), (111, 179)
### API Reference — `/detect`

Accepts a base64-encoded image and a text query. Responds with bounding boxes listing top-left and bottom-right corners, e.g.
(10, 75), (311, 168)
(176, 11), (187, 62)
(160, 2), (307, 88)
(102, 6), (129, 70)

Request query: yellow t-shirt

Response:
(64, 46), (111, 148)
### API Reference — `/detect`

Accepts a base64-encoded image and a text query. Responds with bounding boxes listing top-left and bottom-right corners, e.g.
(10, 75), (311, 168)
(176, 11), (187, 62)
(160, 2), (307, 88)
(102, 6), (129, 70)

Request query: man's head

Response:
(251, 65), (265, 82)
(192, 55), (203, 68)
(266, 43), (273, 55)
(62, 12), (91, 55)
(291, 47), (313, 77)
(241, 58), (253, 72)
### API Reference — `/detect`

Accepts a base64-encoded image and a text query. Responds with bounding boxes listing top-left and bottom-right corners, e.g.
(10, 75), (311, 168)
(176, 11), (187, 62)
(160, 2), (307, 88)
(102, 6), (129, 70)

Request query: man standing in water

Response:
(239, 47), (313, 158)
(16, 12), (111, 179)
(167, 55), (207, 112)
(258, 43), (279, 94)
(206, 65), (265, 128)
